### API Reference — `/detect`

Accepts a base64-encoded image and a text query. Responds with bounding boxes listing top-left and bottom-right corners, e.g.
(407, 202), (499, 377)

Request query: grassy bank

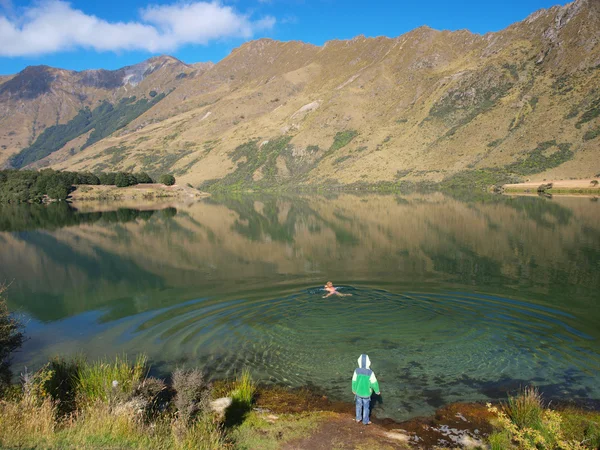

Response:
(69, 183), (205, 202)
(1, 355), (598, 449)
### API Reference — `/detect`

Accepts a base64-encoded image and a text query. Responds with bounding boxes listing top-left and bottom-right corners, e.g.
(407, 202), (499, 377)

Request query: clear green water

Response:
(1, 193), (599, 420)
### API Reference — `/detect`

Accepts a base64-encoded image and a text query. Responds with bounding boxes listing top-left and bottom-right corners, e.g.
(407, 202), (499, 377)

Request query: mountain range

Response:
(1, 0), (599, 190)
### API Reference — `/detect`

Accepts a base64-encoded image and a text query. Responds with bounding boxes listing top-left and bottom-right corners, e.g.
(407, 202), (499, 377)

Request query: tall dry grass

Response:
(0, 355), (228, 449)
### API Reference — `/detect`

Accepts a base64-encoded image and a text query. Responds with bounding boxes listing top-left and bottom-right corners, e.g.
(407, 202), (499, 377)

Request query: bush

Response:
(98, 172), (117, 185)
(328, 130), (358, 154)
(172, 368), (211, 425)
(134, 172), (153, 184)
(0, 286), (24, 393)
(159, 174), (176, 186)
(115, 172), (138, 188)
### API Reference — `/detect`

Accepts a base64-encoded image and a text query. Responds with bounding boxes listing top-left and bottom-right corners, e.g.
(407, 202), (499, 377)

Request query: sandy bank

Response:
(68, 183), (209, 207)
(503, 178), (600, 195)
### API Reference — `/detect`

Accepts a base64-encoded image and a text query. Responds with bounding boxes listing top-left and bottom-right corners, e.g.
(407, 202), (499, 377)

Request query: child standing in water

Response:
(323, 281), (352, 298)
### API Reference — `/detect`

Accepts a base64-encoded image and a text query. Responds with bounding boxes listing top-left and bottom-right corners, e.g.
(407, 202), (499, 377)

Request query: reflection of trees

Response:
(210, 195), (305, 243)
(504, 196), (573, 227)
(2, 193), (599, 327)
(6, 231), (164, 321)
(0, 203), (175, 232)
(209, 194), (360, 246)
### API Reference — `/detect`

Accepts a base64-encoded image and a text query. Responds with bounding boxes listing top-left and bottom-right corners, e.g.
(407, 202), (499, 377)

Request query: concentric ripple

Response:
(117, 286), (600, 420)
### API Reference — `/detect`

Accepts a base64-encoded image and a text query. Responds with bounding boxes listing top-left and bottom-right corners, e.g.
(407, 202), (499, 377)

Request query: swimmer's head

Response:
(326, 281), (333, 287)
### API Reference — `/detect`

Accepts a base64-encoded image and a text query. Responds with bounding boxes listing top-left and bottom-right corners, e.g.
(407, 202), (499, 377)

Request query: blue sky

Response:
(0, 0), (569, 75)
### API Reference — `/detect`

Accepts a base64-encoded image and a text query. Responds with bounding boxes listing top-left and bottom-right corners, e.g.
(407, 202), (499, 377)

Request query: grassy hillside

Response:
(10, 94), (166, 169)
(1, 0), (599, 189)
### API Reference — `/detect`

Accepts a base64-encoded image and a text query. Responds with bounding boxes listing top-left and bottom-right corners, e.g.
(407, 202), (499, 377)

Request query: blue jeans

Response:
(355, 396), (371, 424)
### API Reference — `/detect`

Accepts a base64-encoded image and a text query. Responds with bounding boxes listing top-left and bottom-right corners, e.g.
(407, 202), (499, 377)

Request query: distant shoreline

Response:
(502, 178), (600, 196)
(68, 183), (209, 205)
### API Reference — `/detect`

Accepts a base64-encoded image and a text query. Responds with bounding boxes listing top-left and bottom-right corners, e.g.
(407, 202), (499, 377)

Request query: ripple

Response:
(123, 286), (600, 420)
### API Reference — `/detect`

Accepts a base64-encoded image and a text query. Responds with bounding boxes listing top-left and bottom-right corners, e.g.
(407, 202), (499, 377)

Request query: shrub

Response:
(42, 356), (83, 415)
(583, 128), (600, 141)
(98, 172), (117, 185)
(159, 174), (176, 186)
(134, 172), (153, 184)
(0, 286), (24, 393)
(172, 368), (211, 425)
(328, 130), (358, 154)
(115, 172), (138, 188)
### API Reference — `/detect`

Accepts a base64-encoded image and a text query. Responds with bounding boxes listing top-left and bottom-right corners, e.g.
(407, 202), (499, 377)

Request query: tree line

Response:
(0, 169), (176, 203)
(0, 202), (177, 232)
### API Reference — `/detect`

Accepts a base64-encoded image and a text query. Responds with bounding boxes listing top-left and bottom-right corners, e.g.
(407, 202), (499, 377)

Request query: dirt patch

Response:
(282, 414), (411, 450)
(503, 178), (600, 195)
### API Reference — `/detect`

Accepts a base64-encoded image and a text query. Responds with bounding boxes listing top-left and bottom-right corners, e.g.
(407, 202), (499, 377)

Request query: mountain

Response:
(0, 0), (599, 189)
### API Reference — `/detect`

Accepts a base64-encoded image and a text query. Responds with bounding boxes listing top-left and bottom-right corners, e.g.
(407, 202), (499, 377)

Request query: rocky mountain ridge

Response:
(1, 0), (599, 188)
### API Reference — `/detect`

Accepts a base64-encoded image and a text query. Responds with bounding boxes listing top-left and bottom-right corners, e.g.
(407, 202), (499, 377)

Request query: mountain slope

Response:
(0, 56), (207, 168)
(1, 0), (599, 187)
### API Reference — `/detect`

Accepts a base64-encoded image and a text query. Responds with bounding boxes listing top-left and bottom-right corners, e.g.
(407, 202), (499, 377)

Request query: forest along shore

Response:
(502, 178), (600, 196)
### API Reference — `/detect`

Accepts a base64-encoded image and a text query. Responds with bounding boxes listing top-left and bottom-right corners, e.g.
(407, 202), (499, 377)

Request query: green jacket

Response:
(352, 354), (380, 398)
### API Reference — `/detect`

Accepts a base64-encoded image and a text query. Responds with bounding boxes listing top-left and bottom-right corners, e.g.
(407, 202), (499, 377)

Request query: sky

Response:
(0, 0), (570, 75)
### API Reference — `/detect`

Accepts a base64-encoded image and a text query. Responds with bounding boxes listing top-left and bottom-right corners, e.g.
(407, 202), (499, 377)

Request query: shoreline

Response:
(68, 183), (209, 203)
(502, 178), (600, 196)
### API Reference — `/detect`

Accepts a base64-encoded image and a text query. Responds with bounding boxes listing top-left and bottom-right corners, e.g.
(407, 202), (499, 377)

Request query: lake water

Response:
(1, 193), (599, 421)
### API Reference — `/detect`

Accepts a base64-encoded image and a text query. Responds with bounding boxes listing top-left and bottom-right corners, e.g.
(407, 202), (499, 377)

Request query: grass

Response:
(0, 354), (228, 449)
(231, 368), (255, 409)
(230, 410), (323, 450)
(486, 386), (600, 449)
(505, 385), (544, 429)
(559, 408), (600, 448)
(76, 354), (148, 405)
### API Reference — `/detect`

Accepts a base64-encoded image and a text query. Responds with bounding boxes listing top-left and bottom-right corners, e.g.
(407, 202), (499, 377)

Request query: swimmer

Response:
(323, 281), (352, 298)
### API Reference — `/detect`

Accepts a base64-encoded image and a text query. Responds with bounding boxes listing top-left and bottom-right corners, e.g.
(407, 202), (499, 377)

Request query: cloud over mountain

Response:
(0, 0), (276, 56)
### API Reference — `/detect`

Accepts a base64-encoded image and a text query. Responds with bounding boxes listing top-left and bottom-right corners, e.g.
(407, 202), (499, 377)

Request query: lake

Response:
(1, 192), (599, 421)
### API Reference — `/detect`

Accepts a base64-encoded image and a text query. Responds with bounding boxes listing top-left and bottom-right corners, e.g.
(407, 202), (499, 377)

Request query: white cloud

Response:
(0, 0), (276, 57)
